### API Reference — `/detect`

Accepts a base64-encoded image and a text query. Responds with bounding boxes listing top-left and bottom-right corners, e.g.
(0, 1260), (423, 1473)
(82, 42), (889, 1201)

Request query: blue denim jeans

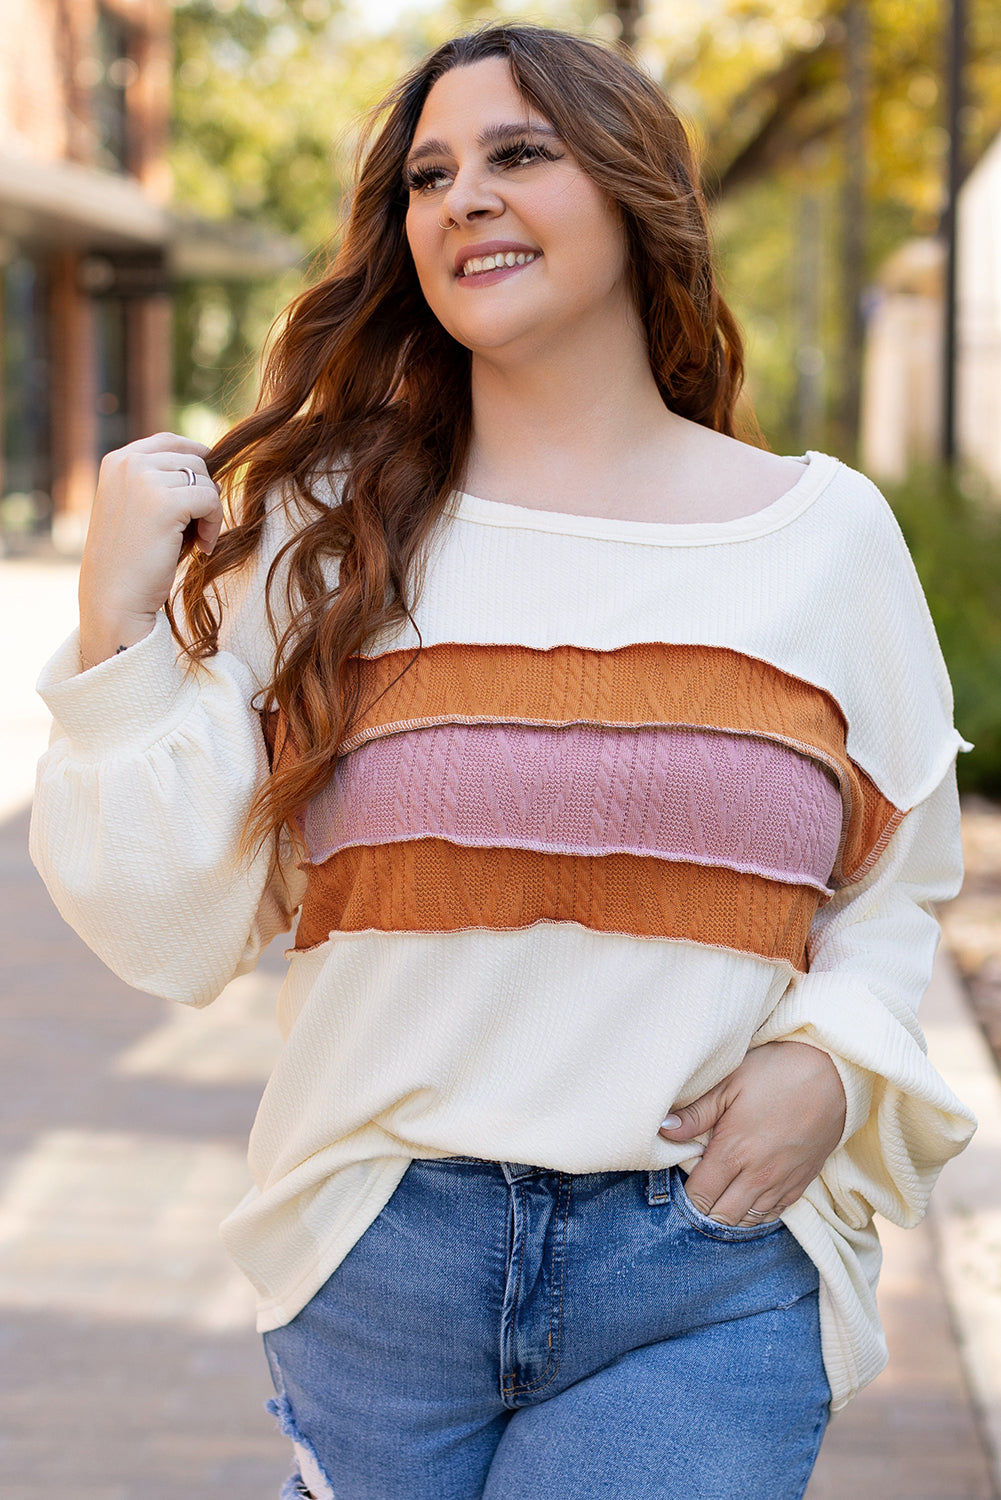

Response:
(264, 1158), (829, 1500)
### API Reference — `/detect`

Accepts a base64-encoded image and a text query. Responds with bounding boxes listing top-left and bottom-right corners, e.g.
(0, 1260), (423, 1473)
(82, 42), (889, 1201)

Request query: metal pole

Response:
(797, 190), (825, 452)
(942, 0), (966, 467)
(840, 0), (868, 462)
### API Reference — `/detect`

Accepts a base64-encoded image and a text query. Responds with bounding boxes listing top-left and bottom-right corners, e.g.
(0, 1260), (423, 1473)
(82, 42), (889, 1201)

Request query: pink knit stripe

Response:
(303, 723), (843, 891)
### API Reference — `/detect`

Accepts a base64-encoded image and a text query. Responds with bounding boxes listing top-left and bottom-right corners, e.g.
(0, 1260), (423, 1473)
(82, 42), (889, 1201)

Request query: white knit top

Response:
(30, 450), (976, 1411)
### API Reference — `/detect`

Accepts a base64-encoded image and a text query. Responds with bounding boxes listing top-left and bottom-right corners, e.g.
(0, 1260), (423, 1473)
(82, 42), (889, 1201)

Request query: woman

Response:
(31, 23), (975, 1500)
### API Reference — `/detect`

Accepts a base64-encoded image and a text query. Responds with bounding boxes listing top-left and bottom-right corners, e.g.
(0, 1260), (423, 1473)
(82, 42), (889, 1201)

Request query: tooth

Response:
(504, 253), (516, 266)
(516, 253), (527, 264)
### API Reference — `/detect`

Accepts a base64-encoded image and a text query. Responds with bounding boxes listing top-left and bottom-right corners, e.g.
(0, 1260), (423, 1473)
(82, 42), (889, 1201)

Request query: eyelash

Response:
(403, 139), (563, 194)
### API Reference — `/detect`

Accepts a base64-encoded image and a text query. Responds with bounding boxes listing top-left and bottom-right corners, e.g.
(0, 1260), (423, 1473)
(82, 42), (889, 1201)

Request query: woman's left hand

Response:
(657, 1041), (847, 1226)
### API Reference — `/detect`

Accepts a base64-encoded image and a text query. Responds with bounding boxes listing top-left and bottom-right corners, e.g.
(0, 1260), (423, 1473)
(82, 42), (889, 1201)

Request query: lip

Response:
(453, 240), (542, 278)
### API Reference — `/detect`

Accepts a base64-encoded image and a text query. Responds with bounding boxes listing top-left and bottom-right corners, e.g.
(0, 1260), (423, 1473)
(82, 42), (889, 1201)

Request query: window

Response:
(1, 255), (53, 533)
(93, 295), (130, 458)
(92, 7), (137, 173)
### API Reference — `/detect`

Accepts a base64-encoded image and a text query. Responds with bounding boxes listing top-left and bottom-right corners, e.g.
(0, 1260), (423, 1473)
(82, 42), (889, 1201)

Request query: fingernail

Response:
(660, 1114), (682, 1130)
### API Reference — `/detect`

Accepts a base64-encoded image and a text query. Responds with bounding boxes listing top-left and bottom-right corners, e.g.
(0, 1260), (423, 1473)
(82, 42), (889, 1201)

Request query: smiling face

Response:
(404, 56), (634, 363)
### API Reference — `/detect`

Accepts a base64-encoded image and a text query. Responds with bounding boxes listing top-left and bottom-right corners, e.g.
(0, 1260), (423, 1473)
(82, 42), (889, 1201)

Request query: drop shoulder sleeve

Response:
(29, 522), (307, 1008)
(752, 762), (976, 1227)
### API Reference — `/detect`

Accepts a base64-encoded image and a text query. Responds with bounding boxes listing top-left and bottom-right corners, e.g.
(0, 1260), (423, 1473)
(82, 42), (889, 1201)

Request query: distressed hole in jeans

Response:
(280, 1476), (314, 1500)
(267, 1394), (337, 1500)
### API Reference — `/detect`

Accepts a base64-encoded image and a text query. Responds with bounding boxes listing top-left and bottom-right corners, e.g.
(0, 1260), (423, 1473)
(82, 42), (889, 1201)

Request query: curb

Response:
(925, 944), (1001, 1496)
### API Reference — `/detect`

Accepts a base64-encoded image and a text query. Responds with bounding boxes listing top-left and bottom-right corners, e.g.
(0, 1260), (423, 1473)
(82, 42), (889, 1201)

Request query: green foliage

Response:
(714, 172), (820, 456)
(173, 0), (369, 249)
(646, 0), (1001, 229)
(884, 468), (1001, 797)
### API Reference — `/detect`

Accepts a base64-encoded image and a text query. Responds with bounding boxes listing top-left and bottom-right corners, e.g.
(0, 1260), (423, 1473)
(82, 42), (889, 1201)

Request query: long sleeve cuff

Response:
(37, 612), (200, 757)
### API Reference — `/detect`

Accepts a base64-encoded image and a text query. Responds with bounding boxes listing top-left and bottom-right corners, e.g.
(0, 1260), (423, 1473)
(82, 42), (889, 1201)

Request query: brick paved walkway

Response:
(806, 1212), (997, 1499)
(0, 806), (291, 1500)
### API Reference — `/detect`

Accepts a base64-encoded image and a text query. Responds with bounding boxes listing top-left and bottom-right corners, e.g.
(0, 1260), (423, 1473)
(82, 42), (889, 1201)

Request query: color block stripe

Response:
(334, 639), (902, 884)
(303, 721), (843, 893)
(293, 840), (820, 970)
(341, 640), (845, 759)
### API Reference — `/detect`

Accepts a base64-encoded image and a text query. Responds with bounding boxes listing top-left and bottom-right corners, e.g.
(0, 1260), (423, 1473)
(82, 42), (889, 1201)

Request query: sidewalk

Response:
(805, 949), (1001, 1500)
(2, 556), (1000, 1498)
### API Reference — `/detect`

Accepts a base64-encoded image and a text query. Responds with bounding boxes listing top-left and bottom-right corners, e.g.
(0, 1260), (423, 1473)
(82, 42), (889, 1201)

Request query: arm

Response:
(659, 765), (976, 1225)
(29, 434), (306, 1006)
(30, 615), (305, 1006)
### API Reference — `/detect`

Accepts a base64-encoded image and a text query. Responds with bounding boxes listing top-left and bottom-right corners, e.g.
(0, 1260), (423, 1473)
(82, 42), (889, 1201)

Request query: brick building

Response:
(0, 0), (298, 550)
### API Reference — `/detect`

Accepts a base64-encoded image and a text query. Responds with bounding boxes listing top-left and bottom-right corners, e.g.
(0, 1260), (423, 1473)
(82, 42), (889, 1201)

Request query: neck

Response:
(465, 315), (674, 503)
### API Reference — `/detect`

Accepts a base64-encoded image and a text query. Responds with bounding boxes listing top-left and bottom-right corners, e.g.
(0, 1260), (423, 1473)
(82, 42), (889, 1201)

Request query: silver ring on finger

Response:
(180, 466), (197, 486)
(743, 1207), (768, 1220)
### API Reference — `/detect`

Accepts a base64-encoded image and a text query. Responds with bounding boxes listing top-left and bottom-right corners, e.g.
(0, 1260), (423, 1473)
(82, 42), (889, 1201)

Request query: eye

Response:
(402, 138), (563, 195)
(403, 162), (452, 194)
(489, 140), (563, 170)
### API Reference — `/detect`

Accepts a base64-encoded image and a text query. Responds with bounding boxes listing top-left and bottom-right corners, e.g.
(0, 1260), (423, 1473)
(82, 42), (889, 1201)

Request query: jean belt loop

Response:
(646, 1167), (672, 1204)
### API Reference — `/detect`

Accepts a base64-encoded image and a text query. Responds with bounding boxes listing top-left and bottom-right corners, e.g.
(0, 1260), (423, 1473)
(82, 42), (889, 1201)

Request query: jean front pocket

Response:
(671, 1168), (786, 1242)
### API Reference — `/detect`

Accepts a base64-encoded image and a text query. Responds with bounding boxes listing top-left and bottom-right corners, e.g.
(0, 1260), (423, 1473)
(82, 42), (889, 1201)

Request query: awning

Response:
(0, 151), (168, 248)
(0, 151), (303, 278)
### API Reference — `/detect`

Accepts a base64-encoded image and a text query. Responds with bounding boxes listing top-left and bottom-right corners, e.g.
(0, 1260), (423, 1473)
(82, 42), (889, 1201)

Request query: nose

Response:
(439, 163), (504, 226)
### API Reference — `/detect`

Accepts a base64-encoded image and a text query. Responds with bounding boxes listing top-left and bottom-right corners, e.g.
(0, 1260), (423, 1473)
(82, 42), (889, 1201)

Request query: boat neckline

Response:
(451, 450), (841, 546)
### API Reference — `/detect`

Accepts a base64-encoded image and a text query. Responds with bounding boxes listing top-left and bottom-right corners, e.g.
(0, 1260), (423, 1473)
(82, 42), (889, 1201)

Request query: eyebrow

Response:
(404, 121), (561, 167)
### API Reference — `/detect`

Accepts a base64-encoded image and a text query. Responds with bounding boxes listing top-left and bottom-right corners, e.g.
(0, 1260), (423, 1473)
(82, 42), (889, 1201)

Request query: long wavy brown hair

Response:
(173, 22), (749, 854)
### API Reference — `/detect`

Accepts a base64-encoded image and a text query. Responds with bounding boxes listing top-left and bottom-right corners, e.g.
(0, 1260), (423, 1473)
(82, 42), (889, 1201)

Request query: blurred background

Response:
(2, 2), (1001, 1497)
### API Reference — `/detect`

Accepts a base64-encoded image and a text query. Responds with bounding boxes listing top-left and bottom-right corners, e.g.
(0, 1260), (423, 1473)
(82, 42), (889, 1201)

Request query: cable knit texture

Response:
(30, 450), (976, 1412)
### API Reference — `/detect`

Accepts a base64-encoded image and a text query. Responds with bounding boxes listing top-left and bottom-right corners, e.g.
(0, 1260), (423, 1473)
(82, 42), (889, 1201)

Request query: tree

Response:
(636, 0), (1001, 452)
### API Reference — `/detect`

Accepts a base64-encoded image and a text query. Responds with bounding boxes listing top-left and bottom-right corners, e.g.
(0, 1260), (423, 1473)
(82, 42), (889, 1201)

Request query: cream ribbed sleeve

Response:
(749, 767), (974, 1400)
(756, 765), (971, 1213)
(29, 610), (304, 1006)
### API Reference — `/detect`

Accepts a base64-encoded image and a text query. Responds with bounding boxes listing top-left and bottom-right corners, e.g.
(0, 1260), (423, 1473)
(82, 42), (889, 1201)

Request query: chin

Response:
(438, 317), (538, 357)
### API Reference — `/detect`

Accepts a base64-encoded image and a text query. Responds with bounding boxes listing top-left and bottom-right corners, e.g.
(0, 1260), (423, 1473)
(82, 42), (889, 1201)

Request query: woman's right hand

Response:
(78, 433), (223, 669)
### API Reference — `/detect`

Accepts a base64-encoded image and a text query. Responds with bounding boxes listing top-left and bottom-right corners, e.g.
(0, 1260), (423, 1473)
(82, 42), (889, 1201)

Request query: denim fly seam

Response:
(499, 1167), (572, 1404)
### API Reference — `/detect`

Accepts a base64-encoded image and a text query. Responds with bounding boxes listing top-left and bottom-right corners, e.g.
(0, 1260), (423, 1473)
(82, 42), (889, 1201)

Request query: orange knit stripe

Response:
(840, 778), (905, 884)
(341, 641), (845, 757)
(293, 840), (820, 970)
